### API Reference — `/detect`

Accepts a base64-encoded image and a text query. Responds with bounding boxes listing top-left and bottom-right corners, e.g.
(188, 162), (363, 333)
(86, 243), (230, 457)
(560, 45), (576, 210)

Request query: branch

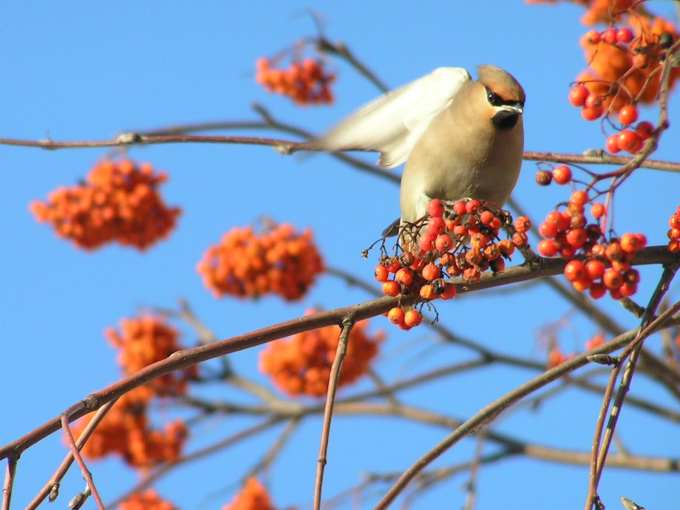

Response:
(314, 316), (355, 510)
(1, 246), (675, 462)
(1, 457), (16, 510)
(316, 37), (389, 93)
(586, 262), (680, 509)
(60, 416), (104, 510)
(374, 309), (680, 510)
(26, 399), (117, 510)
(523, 151), (680, 174)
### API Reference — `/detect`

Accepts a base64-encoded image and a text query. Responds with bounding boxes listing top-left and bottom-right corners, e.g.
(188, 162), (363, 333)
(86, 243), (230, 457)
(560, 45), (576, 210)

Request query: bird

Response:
(313, 65), (525, 237)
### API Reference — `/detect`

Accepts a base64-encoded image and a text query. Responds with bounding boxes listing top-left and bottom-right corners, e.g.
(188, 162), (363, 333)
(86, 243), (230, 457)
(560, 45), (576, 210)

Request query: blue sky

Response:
(1, 1), (679, 509)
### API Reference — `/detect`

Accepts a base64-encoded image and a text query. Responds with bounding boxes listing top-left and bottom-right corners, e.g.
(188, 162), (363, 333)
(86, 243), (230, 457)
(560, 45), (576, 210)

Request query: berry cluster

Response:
(30, 160), (180, 250)
(536, 186), (646, 299)
(223, 478), (275, 510)
(197, 224), (324, 301)
(119, 490), (177, 510)
(527, 0), (637, 26)
(259, 311), (382, 397)
(667, 206), (680, 253)
(72, 388), (188, 469)
(574, 17), (678, 126)
(256, 57), (334, 105)
(375, 199), (529, 330)
(106, 315), (196, 398)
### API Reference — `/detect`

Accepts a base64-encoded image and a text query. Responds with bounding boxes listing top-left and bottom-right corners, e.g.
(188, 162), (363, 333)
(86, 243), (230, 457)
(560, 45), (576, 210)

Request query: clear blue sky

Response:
(1, 1), (679, 509)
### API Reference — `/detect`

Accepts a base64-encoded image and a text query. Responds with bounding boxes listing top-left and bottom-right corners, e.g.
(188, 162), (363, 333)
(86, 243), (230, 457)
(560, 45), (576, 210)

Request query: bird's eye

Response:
(486, 89), (502, 106)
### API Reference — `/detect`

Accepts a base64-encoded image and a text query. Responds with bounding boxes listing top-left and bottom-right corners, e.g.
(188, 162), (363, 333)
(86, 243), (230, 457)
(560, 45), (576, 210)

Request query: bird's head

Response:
(476, 65), (525, 130)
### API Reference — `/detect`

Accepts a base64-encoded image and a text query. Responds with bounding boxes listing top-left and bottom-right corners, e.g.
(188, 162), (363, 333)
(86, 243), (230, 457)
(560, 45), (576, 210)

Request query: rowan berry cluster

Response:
(536, 185), (645, 299)
(667, 206), (680, 253)
(527, 0), (634, 25)
(223, 478), (275, 510)
(259, 312), (382, 397)
(532, 1), (679, 151)
(577, 16), (678, 130)
(375, 199), (529, 330)
(72, 388), (188, 469)
(256, 56), (334, 105)
(30, 159), (180, 250)
(118, 490), (177, 510)
(197, 224), (324, 301)
(106, 315), (196, 398)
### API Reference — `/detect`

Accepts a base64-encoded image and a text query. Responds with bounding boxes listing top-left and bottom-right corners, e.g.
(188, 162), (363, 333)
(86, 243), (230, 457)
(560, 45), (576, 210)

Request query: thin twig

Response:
(60, 416), (105, 510)
(27, 400), (117, 510)
(316, 37), (389, 93)
(463, 431), (487, 510)
(314, 316), (355, 510)
(243, 418), (300, 482)
(1, 457), (17, 510)
(374, 310), (680, 510)
(1, 246), (675, 462)
(585, 263), (680, 509)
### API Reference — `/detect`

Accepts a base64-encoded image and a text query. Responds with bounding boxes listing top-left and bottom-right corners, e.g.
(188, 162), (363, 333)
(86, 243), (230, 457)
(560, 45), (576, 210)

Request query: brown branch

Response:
(0, 246), (675, 462)
(507, 197), (680, 401)
(177, 372), (680, 475)
(586, 262), (680, 509)
(243, 418), (300, 482)
(3, 127), (680, 178)
(314, 316), (355, 510)
(60, 416), (104, 510)
(26, 400), (117, 510)
(316, 37), (389, 93)
(523, 151), (680, 174)
(1, 457), (17, 510)
(374, 310), (680, 510)
(0, 133), (314, 153)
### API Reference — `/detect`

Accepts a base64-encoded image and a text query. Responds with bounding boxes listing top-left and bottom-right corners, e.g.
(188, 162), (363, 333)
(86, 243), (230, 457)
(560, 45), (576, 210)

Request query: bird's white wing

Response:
(315, 67), (471, 168)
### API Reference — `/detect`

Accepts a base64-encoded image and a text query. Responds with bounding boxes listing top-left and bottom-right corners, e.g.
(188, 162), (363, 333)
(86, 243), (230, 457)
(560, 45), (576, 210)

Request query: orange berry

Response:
(382, 281), (401, 297)
(395, 267), (414, 287)
(552, 165), (572, 185)
(591, 203), (606, 219)
(421, 263), (440, 281)
(403, 309), (423, 328)
(603, 268), (623, 289)
(564, 260), (586, 281)
(618, 104), (638, 126)
(374, 264), (389, 282)
(419, 284), (436, 300)
(387, 307), (405, 325)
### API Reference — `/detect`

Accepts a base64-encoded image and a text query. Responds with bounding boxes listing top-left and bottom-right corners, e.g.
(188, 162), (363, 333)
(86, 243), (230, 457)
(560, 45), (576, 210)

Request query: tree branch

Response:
(374, 308), (680, 509)
(0, 246), (675, 462)
(314, 316), (355, 510)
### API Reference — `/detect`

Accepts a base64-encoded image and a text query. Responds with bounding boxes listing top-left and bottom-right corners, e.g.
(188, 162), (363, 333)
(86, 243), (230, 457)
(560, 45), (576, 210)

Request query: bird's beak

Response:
(500, 104), (523, 115)
(492, 104), (523, 129)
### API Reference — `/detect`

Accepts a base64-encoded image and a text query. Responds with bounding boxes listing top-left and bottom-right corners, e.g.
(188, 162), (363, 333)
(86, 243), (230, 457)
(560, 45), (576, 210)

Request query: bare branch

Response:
(0, 246), (675, 462)
(27, 400), (117, 510)
(314, 316), (355, 510)
(1, 457), (17, 510)
(60, 416), (104, 510)
(374, 311), (680, 510)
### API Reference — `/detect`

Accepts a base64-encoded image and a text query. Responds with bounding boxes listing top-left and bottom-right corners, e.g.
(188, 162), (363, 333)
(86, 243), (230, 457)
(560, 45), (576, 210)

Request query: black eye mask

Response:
(485, 87), (524, 110)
